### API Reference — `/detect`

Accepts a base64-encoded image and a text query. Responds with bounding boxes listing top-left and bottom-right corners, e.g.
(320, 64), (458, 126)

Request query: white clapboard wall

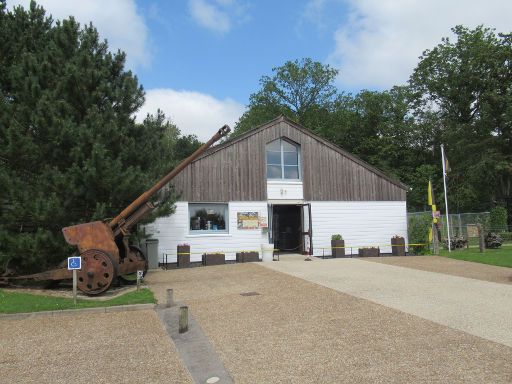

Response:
(146, 200), (408, 261)
(309, 201), (408, 255)
(146, 201), (268, 263)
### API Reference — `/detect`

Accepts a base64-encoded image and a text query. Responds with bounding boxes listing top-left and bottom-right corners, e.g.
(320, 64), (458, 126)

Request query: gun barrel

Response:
(109, 124), (230, 229)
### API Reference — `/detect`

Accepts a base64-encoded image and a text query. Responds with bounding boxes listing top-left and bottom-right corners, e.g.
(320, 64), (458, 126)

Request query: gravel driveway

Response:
(146, 263), (512, 383)
(0, 310), (192, 384)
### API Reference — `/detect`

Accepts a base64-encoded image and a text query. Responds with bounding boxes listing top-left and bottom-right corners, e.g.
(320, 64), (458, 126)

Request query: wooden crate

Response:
(236, 251), (260, 263)
(177, 245), (190, 268)
(358, 247), (380, 257)
(202, 253), (225, 266)
(391, 236), (406, 256)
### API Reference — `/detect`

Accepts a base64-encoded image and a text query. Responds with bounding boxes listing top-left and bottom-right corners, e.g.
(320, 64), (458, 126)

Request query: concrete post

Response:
(477, 223), (485, 253)
(179, 306), (189, 333)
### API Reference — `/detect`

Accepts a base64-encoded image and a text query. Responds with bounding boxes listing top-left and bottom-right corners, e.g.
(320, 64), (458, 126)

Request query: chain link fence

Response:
(408, 211), (512, 246)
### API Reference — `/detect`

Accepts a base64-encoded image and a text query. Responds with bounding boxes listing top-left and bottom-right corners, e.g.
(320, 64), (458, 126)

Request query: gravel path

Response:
(146, 264), (512, 383)
(0, 310), (193, 384)
(364, 255), (512, 284)
(264, 257), (512, 348)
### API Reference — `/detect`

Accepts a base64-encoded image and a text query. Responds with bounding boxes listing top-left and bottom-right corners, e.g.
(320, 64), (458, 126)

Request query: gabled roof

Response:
(199, 115), (408, 191)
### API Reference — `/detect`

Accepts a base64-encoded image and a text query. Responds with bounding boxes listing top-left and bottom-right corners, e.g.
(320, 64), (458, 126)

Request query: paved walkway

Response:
(157, 305), (234, 384)
(262, 257), (512, 347)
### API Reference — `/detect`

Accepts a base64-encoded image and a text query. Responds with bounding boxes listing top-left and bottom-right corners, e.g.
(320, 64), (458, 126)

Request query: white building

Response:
(146, 116), (408, 263)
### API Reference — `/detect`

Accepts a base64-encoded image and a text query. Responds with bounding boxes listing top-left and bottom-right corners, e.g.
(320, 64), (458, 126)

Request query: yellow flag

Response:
(428, 180), (433, 206)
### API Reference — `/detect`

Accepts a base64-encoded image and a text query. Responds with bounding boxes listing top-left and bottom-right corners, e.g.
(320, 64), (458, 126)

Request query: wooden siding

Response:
(171, 118), (407, 202)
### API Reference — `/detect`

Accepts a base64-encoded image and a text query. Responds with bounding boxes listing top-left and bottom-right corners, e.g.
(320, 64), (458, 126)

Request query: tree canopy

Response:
(234, 58), (339, 135)
(0, 1), (198, 273)
(409, 25), (512, 215)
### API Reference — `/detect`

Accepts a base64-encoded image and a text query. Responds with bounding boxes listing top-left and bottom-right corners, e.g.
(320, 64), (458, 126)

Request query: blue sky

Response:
(135, 0), (350, 102)
(7, 0), (512, 140)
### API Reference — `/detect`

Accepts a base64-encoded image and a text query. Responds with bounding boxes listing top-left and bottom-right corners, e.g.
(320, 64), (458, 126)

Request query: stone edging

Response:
(0, 303), (156, 320)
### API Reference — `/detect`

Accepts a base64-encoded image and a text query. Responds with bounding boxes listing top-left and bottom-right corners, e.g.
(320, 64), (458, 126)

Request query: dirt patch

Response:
(145, 263), (512, 384)
(364, 256), (512, 284)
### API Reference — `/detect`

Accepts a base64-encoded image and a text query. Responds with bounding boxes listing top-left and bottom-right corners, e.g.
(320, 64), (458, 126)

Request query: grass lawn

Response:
(439, 245), (512, 268)
(0, 287), (155, 314)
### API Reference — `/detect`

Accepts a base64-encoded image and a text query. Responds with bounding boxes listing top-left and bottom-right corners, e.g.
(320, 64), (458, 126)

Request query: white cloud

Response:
(328, 0), (512, 90)
(136, 89), (245, 141)
(300, 0), (328, 30)
(7, 0), (150, 69)
(188, 0), (248, 33)
(189, 0), (231, 33)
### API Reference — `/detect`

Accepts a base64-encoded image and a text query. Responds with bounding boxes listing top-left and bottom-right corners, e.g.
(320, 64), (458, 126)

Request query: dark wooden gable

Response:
(171, 116), (407, 202)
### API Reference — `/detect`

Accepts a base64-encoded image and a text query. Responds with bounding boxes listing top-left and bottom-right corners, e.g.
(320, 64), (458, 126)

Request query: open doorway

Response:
(271, 205), (302, 253)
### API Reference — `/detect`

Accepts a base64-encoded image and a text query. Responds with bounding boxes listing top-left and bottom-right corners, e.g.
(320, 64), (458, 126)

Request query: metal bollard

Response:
(179, 306), (189, 333)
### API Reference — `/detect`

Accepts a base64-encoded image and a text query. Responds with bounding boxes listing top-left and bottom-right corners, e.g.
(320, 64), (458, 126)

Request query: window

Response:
(189, 203), (228, 233)
(266, 138), (300, 179)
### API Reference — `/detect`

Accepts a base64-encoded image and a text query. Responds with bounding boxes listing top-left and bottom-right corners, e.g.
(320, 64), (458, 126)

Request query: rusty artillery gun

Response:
(4, 125), (230, 295)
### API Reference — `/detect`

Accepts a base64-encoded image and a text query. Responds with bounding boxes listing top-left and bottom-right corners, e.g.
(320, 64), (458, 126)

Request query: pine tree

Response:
(0, 1), (184, 273)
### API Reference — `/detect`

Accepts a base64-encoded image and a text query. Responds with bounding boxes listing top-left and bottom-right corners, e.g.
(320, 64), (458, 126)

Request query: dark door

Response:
(271, 204), (302, 252)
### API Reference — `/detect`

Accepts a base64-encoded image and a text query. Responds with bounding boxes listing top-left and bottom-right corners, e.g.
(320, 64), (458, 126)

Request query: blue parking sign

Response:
(67, 256), (81, 270)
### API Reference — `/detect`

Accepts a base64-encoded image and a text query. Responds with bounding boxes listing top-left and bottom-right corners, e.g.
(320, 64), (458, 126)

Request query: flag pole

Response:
(441, 144), (451, 252)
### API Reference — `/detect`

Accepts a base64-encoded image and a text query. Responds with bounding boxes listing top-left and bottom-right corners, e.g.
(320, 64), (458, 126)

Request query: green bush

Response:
(407, 214), (432, 255)
(331, 234), (343, 241)
(489, 206), (508, 232)
(498, 232), (512, 242)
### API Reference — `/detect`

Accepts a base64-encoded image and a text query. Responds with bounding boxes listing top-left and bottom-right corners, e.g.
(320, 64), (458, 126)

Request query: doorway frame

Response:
(267, 202), (313, 255)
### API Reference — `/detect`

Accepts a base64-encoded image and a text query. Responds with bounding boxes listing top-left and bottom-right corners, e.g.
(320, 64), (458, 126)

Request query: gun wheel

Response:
(118, 246), (148, 284)
(129, 245), (148, 276)
(77, 249), (117, 295)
